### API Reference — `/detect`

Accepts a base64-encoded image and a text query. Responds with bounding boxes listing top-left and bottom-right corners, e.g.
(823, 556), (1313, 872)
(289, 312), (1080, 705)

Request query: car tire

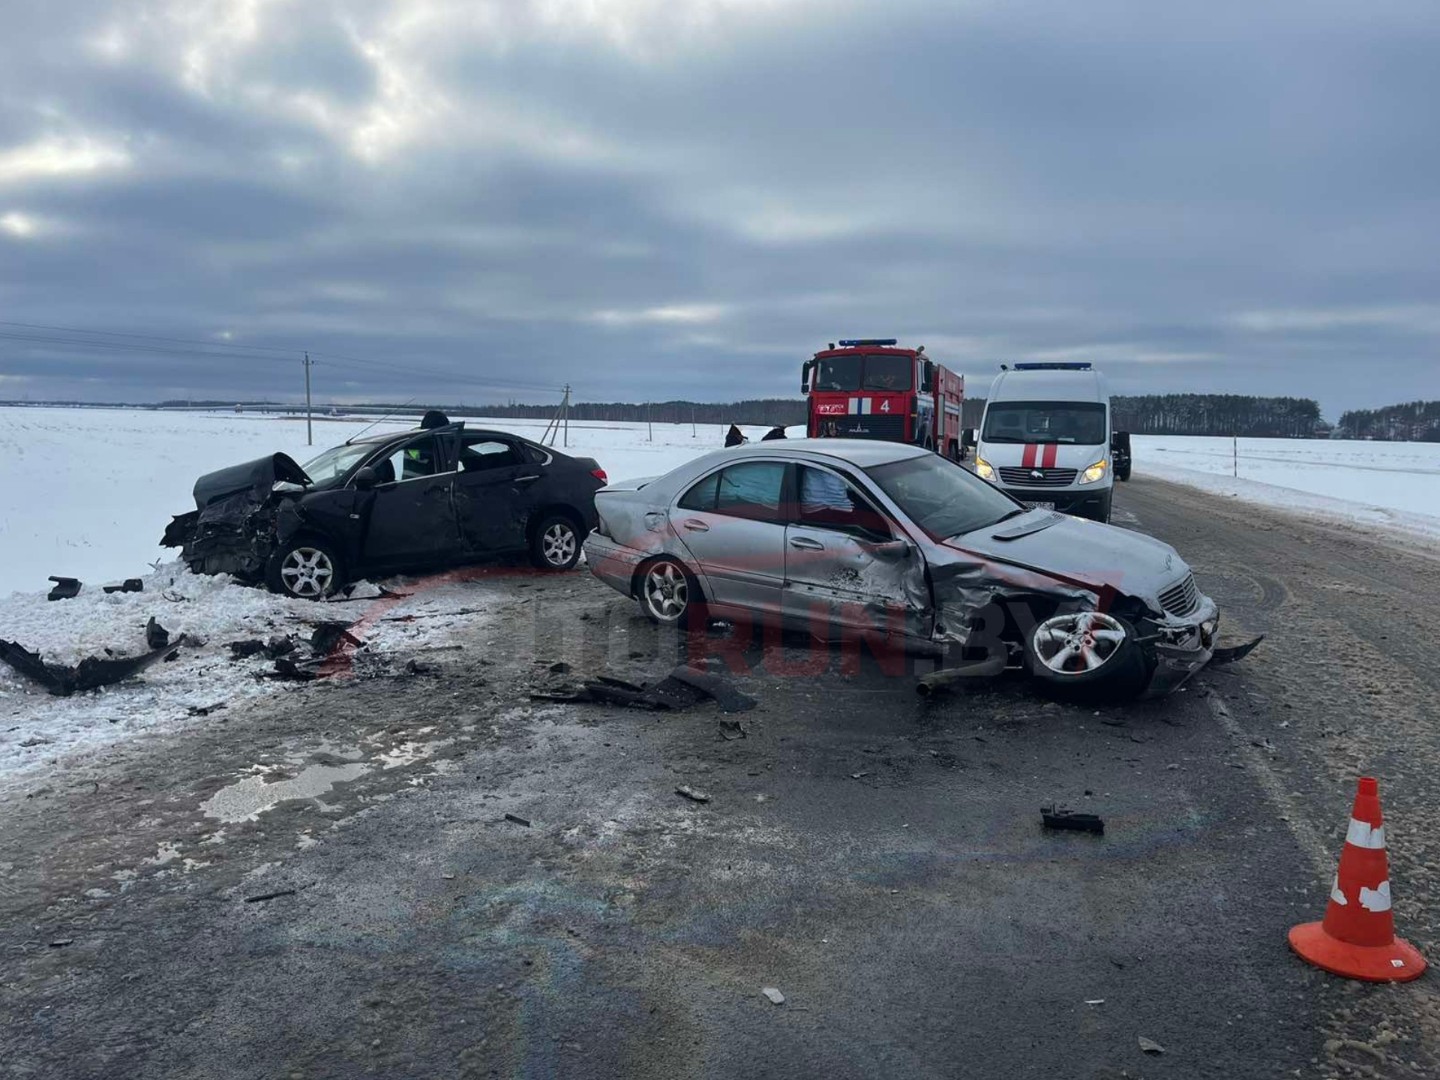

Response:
(1025, 610), (1152, 698)
(267, 536), (344, 600)
(636, 556), (706, 629)
(1116, 461), (1132, 482)
(530, 513), (583, 571)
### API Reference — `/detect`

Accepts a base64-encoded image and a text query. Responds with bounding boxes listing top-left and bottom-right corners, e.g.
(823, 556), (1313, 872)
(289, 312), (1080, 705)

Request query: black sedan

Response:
(163, 416), (606, 598)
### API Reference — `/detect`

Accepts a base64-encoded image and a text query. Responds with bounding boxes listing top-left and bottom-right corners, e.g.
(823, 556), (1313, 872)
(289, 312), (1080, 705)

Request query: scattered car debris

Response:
(915, 655), (1009, 697)
(1041, 804), (1105, 835)
(0, 635), (187, 698)
(548, 660), (572, 674)
(48, 938), (75, 948)
(761, 987), (786, 1005)
(145, 616), (170, 650)
(850, 771), (872, 780)
(718, 718), (748, 741)
(102, 579), (144, 594)
(227, 635), (297, 661)
(503, 813), (532, 827)
(243, 889), (297, 903)
(1210, 635), (1264, 665)
(724, 423), (747, 447)
(1138, 1036), (1166, 1055)
(186, 702), (227, 717)
(1084, 999), (1105, 1006)
(760, 425), (788, 441)
(532, 664), (757, 714)
(46, 576), (81, 601)
(676, 785), (712, 804)
(309, 621), (362, 654)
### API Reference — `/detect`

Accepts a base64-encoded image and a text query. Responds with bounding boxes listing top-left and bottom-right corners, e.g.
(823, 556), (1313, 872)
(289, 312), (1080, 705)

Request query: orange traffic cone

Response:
(1289, 777), (1426, 982)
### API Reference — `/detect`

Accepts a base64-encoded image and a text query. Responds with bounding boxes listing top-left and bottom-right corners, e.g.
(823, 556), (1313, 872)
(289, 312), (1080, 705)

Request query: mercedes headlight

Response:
(975, 456), (994, 481)
(1079, 459), (1108, 485)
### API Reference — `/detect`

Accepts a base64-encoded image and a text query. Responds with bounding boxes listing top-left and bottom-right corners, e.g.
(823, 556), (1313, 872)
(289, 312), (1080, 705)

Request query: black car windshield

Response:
(812, 354), (913, 392)
(866, 453), (1020, 539)
(303, 443), (377, 484)
(982, 401), (1106, 444)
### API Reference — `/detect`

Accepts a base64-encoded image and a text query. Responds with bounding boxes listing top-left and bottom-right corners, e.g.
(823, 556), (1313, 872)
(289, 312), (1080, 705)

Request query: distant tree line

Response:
(1337, 400), (1440, 442)
(1109, 394), (1322, 437)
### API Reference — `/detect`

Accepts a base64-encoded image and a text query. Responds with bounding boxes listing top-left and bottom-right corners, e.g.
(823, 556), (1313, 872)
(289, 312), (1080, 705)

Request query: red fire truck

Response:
(801, 339), (966, 459)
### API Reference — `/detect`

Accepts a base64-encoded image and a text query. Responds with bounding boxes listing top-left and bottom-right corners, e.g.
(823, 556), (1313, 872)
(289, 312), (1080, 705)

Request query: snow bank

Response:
(1134, 435), (1440, 541)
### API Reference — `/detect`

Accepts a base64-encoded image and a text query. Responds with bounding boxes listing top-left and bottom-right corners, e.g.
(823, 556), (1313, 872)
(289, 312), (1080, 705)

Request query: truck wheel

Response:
(267, 536), (344, 600)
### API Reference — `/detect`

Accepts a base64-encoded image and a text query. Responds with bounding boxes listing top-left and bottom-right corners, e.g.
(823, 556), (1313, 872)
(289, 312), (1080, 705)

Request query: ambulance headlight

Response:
(975, 456), (994, 481)
(1079, 459), (1108, 485)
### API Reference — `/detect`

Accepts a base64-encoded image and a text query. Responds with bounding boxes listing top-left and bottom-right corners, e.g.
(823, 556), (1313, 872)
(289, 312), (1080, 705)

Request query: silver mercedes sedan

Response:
(583, 440), (1222, 696)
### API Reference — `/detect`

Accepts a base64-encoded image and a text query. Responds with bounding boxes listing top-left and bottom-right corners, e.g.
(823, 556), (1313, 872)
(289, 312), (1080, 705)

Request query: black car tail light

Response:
(591, 467), (608, 485)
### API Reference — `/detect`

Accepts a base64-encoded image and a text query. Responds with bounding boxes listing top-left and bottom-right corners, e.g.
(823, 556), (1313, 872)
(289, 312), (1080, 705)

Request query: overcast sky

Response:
(1, 0), (1436, 417)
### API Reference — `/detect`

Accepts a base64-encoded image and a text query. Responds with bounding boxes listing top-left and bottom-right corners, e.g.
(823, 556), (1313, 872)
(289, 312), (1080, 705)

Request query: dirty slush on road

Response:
(1, 480), (1436, 1078)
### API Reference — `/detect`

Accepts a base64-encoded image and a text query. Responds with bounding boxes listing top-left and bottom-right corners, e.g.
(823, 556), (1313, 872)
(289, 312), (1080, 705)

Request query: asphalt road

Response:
(2, 476), (1436, 1079)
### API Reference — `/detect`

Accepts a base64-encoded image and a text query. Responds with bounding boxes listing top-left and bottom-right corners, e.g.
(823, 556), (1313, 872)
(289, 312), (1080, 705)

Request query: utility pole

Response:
(647, 402), (653, 442)
(691, 405), (696, 439)
(303, 353), (315, 446)
(563, 383), (571, 448)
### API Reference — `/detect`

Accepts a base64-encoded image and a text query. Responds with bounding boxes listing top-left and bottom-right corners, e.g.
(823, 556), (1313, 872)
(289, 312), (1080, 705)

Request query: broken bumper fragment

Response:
(1143, 594), (1219, 696)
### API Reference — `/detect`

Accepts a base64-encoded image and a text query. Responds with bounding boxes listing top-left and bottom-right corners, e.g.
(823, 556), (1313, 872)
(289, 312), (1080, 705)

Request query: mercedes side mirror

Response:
(352, 466), (379, 490)
(962, 428), (977, 449)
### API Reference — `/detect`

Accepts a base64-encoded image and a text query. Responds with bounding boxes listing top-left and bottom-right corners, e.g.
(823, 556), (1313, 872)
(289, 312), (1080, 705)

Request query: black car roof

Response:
(346, 422), (545, 448)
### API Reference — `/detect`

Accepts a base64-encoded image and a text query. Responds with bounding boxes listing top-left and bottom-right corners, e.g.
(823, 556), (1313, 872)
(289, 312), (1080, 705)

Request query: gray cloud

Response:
(0, 0), (1437, 417)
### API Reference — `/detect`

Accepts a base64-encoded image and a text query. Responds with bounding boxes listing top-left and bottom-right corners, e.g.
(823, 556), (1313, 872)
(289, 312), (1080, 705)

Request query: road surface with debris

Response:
(1, 477), (1436, 1079)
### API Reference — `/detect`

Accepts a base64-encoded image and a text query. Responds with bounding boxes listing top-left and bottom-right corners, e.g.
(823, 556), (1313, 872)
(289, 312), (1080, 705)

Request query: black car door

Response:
(358, 434), (463, 568)
(451, 435), (543, 553)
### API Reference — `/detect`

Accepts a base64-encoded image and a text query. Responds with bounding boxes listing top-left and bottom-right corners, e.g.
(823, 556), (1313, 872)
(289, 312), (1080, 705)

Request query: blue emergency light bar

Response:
(1012, 362), (1092, 371)
(837, 338), (898, 347)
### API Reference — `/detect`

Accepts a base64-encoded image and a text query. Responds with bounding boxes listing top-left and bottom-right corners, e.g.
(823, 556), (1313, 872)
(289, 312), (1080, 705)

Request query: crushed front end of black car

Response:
(161, 452), (311, 582)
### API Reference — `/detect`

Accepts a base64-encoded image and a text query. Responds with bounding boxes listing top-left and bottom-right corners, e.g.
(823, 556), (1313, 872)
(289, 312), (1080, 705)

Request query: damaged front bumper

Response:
(1142, 595), (1220, 696)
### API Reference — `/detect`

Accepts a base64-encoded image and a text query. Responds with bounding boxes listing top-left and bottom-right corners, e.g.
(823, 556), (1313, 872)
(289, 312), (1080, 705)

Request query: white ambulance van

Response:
(971, 362), (1125, 522)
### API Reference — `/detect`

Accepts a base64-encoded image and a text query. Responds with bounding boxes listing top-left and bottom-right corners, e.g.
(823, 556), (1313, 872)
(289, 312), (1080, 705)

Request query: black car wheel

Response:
(1025, 610), (1151, 697)
(637, 557), (704, 628)
(530, 513), (582, 570)
(267, 537), (344, 600)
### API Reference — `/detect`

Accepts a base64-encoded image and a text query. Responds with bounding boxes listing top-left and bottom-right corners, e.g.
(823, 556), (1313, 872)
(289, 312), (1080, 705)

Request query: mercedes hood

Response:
(947, 511), (1188, 608)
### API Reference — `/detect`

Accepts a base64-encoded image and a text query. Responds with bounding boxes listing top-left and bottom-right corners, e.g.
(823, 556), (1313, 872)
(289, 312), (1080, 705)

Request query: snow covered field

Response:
(1135, 435), (1440, 540)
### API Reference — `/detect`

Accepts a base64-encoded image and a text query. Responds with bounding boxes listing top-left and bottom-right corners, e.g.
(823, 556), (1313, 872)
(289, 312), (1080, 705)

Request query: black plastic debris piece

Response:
(1041, 804), (1105, 835)
(47, 576), (81, 601)
(187, 702), (226, 717)
(532, 664), (757, 713)
(1210, 635), (1264, 666)
(102, 579), (144, 594)
(724, 423), (746, 447)
(0, 635), (187, 697)
(503, 813), (532, 827)
(676, 785), (711, 803)
(309, 621), (361, 654)
(145, 616), (170, 650)
(760, 425), (788, 441)
(227, 635), (297, 661)
(718, 718), (748, 741)
(243, 889), (297, 903)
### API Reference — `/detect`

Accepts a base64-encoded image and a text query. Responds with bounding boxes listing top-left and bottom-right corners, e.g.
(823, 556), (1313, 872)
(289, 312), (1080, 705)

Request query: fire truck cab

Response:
(801, 339), (966, 460)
